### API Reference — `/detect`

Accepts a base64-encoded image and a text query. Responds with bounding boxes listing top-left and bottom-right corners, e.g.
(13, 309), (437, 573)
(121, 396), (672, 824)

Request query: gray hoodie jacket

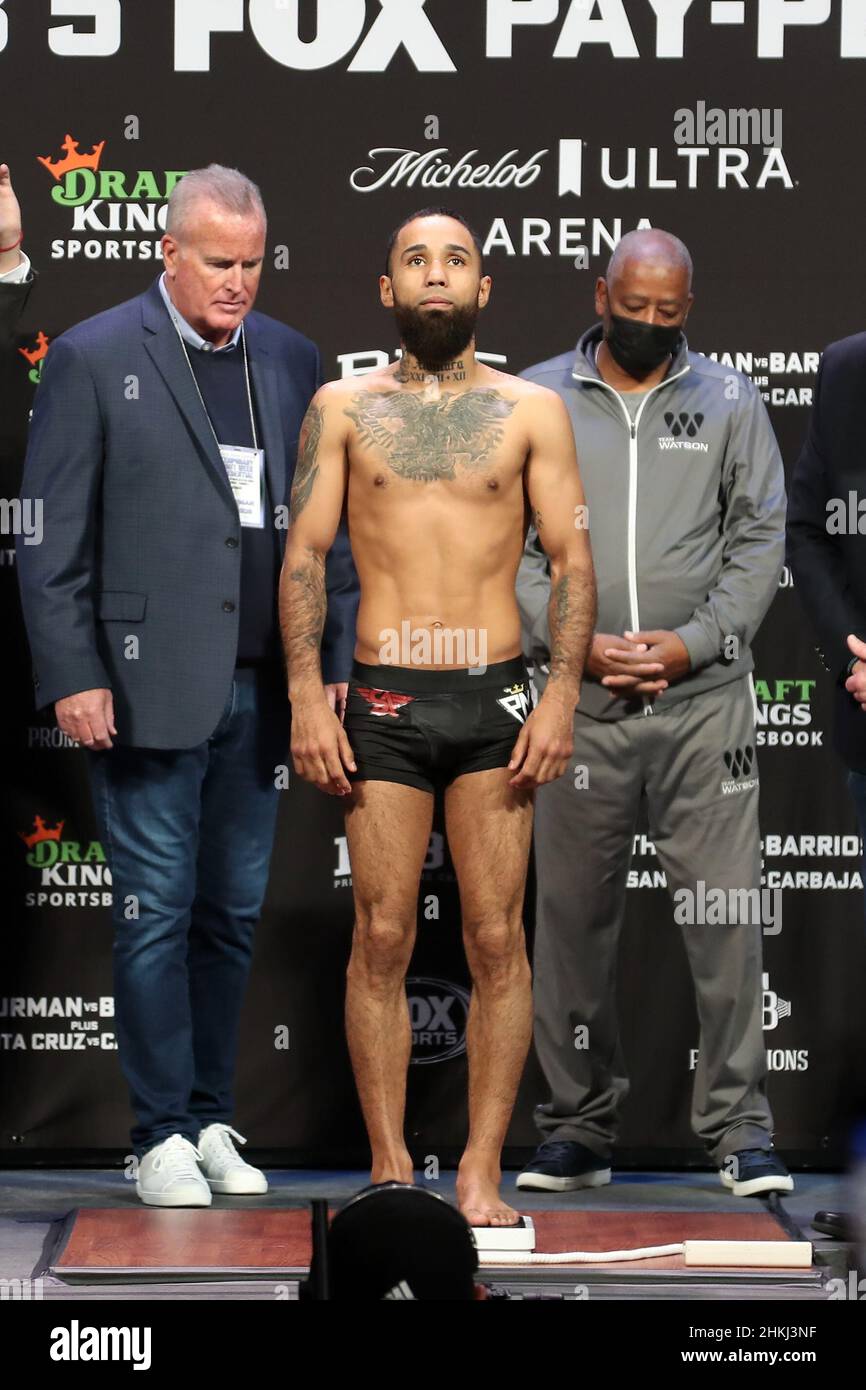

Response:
(516, 323), (786, 720)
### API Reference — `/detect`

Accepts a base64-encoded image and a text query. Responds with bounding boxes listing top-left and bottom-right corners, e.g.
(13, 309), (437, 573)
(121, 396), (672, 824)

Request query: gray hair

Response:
(605, 229), (693, 290)
(166, 163), (266, 239)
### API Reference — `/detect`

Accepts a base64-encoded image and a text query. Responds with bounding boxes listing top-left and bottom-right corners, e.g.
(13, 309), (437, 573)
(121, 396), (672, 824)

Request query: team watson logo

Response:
(38, 133), (186, 262)
(18, 332), (50, 385)
(721, 744), (758, 795)
(664, 410), (703, 438)
(659, 411), (709, 453)
(19, 815), (112, 909)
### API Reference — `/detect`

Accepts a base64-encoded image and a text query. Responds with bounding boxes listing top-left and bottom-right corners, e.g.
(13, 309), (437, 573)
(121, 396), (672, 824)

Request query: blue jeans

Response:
(88, 666), (288, 1156)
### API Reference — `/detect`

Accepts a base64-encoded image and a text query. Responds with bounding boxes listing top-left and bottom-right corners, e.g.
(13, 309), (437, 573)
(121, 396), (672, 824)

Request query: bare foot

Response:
(371, 1150), (414, 1185)
(456, 1164), (520, 1227)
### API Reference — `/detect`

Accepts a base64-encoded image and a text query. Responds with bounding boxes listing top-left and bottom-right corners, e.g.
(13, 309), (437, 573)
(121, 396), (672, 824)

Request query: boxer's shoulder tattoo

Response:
(343, 388), (517, 482)
(290, 402), (324, 520)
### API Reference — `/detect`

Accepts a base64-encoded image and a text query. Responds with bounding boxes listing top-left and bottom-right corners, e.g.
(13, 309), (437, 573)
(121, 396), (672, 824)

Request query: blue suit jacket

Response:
(787, 332), (866, 771)
(16, 275), (359, 748)
(0, 270), (33, 344)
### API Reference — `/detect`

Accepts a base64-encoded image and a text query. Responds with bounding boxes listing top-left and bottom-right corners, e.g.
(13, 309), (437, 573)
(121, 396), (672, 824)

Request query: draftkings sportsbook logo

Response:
(754, 678), (821, 748)
(18, 331), (50, 384)
(38, 133), (186, 262)
(19, 815), (112, 909)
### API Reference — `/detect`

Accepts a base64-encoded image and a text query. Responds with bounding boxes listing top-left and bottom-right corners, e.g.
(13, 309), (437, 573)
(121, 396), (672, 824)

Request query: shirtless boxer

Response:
(279, 208), (596, 1225)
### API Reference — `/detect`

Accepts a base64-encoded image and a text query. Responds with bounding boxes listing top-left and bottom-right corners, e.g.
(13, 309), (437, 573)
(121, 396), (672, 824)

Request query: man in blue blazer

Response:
(0, 163), (33, 334)
(16, 165), (358, 1205)
(788, 334), (866, 771)
(787, 332), (866, 1240)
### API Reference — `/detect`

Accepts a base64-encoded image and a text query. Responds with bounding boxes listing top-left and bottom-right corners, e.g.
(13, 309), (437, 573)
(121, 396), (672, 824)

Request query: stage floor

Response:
(0, 1167), (854, 1300)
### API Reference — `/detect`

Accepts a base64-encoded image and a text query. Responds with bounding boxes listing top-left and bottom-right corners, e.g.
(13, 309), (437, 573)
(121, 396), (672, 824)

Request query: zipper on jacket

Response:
(572, 360), (690, 717)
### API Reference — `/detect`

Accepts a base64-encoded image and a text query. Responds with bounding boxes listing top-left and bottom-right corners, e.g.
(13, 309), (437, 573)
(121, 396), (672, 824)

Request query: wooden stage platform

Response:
(44, 1203), (828, 1299)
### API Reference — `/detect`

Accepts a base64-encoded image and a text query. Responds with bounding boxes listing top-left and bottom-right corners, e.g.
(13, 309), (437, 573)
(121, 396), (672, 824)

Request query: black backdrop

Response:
(3, 0), (866, 1167)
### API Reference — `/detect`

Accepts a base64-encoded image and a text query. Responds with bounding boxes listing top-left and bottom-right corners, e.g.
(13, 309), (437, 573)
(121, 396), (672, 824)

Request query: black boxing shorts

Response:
(342, 656), (534, 795)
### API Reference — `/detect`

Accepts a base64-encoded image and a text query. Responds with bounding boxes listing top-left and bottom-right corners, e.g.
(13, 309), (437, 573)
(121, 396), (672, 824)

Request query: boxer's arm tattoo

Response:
(343, 388), (517, 482)
(547, 569), (595, 691)
(280, 548), (326, 692)
(290, 403), (324, 521)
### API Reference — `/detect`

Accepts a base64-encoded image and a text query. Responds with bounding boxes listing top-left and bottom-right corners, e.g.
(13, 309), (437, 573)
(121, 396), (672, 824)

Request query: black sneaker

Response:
(812, 1210), (853, 1240)
(719, 1148), (794, 1197)
(516, 1140), (612, 1192)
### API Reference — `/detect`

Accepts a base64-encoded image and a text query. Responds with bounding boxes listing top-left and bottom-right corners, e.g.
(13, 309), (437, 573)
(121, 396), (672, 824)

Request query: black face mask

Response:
(604, 313), (682, 377)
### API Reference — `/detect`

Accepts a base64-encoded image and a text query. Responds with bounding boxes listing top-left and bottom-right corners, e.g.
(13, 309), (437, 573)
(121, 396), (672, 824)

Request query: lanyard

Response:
(167, 307), (259, 454)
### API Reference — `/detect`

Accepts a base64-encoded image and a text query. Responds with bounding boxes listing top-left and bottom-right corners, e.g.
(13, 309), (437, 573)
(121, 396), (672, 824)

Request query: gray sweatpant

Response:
(531, 675), (773, 1167)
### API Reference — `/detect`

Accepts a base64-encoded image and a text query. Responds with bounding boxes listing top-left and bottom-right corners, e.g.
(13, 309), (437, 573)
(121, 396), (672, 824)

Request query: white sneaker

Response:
(197, 1123), (268, 1195)
(136, 1134), (212, 1207)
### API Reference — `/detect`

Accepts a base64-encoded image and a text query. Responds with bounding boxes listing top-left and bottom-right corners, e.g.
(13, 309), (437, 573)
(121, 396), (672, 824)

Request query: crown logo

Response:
(19, 332), (50, 369)
(38, 134), (105, 181)
(19, 815), (65, 849)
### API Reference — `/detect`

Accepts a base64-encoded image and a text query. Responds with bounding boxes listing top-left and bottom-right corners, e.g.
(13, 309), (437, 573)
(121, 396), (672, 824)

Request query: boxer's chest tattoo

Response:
(344, 388), (518, 483)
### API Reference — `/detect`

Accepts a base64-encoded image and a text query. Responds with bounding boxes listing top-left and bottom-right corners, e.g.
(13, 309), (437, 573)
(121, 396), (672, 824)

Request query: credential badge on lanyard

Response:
(170, 311), (266, 528)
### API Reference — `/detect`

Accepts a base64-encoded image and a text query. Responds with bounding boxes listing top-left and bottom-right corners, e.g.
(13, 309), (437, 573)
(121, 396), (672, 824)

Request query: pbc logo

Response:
(762, 971), (792, 1031)
(497, 682), (530, 724)
(723, 745), (754, 779)
(356, 686), (414, 718)
(664, 410), (704, 438)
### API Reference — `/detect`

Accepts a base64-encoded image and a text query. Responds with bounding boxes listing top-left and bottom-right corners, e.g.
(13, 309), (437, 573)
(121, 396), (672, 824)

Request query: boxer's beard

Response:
(394, 298), (478, 373)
